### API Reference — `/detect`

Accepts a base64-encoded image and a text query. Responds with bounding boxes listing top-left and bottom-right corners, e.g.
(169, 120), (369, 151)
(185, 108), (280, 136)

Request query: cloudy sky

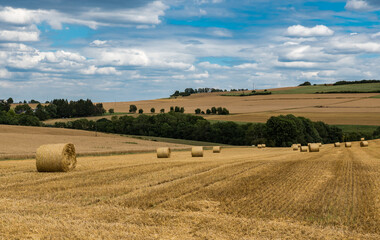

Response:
(0, 0), (380, 102)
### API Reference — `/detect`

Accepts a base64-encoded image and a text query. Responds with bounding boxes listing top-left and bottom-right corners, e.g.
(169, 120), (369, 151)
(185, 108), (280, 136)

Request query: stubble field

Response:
(0, 125), (189, 160)
(1, 142), (380, 239)
(101, 92), (380, 126)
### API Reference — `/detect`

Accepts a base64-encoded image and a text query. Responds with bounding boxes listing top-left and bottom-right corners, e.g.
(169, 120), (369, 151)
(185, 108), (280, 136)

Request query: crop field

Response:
(1, 142), (380, 239)
(101, 92), (380, 126)
(0, 125), (189, 159)
(272, 83), (380, 94)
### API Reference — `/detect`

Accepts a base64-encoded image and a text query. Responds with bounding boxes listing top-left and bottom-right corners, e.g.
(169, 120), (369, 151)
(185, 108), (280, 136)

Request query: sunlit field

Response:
(1, 142), (380, 239)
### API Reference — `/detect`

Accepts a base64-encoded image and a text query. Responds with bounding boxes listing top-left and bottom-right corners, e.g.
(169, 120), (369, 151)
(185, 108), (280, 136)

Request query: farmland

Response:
(1, 142), (380, 238)
(100, 92), (380, 126)
(0, 125), (189, 160)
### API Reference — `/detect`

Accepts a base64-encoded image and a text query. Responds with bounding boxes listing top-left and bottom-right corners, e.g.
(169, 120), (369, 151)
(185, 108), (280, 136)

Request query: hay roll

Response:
(334, 142), (341, 147)
(300, 146), (308, 152)
(345, 142), (352, 148)
(192, 146), (204, 157)
(318, 143), (322, 147)
(361, 138), (365, 141)
(257, 144), (262, 149)
(308, 143), (320, 152)
(36, 143), (76, 172)
(213, 146), (221, 153)
(262, 144), (266, 148)
(360, 141), (369, 147)
(157, 147), (171, 158)
(292, 144), (298, 151)
(297, 144), (301, 147)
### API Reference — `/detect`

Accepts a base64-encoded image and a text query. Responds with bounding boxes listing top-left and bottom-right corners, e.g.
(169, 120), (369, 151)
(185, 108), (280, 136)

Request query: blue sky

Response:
(0, 0), (380, 102)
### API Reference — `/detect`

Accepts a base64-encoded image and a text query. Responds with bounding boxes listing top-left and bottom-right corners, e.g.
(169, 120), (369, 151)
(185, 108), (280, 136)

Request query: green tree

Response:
(109, 108), (114, 114)
(0, 100), (11, 112)
(7, 97), (13, 104)
(160, 108), (165, 113)
(195, 108), (201, 114)
(129, 105), (137, 113)
(138, 109), (144, 114)
(35, 104), (50, 121)
(211, 107), (217, 114)
(150, 107), (155, 113)
(206, 109), (211, 114)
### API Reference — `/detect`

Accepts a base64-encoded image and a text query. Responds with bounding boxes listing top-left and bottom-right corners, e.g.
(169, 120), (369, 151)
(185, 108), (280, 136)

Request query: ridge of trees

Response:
(48, 113), (367, 146)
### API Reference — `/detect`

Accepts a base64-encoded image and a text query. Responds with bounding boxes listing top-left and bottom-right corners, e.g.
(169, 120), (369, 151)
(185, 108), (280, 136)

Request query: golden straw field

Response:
(0, 125), (188, 159)
(100, 92), (380, 125)
(1, 141), (380, 239)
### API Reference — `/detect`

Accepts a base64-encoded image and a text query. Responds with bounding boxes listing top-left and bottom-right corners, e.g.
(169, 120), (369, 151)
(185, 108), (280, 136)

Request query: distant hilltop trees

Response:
(333, 80), (380, 85)
(170, 88), (250, 97)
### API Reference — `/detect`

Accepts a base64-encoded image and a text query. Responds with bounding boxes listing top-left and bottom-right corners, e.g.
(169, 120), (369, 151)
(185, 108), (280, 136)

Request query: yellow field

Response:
(1, 142), (380, 239)
(101, 93), (380, 125)
(0, 125), (188, 159)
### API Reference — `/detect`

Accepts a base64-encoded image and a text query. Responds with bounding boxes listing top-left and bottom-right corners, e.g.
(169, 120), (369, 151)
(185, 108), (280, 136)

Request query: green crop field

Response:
(272, 83), (380, 94)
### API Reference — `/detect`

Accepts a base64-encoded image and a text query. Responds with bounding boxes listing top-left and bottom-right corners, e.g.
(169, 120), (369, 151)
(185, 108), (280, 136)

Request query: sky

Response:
(1, 0), (380, 102)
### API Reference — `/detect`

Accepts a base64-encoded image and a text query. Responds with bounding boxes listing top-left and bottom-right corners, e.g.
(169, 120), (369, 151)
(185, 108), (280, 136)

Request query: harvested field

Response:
(0, 125), (189, 159)
(100, 93), (380, 125)
(1, 141), (380, 238)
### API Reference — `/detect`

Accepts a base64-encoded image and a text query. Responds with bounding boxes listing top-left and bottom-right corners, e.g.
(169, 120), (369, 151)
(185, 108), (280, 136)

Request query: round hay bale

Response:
(192, 146), (204, 157)
(360, 141), (369, 147)
(334, 142), (341, 147)
(257, 144), (262, 149)
(345, 142), (352, 148)
(300, 146), (308, 152)
(318, 143), (322, 147)
(292, 144), (298, 151)
(361, 138), (365, 141)
(157, 147), (171, 158)
(36, 143), (76, 172)
(297, 144), (301, 147)
(308, 143), (320, 152)
(262, 144), (266, 148)
(213, 146), (221, 153)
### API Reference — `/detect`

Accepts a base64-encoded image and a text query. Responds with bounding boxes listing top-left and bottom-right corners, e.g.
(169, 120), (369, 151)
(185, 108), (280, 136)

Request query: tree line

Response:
(0, 98), (106, 122)
(50, 113), (361, 146)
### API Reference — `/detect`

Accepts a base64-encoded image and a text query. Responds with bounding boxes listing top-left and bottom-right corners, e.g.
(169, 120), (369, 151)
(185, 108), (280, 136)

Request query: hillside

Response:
(100, 92), (380, 126)
(1, 143), (380, 238)
(0, 125), (190, 160)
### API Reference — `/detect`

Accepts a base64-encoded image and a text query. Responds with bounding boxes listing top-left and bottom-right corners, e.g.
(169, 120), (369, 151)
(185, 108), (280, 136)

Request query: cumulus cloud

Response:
(90, 40), (108, 47)
(0, 1), (168, 30)
(80, 65), (121, 75)
(345, 0), (372, 11)
(286, 25), (334, 37)
(93, 48), (150, 66)
(0, 30), (39, 41)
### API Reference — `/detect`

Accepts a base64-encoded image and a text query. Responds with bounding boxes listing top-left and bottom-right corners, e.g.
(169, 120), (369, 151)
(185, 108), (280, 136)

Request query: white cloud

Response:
(345, 0), (372, 11)
(234, 63), (258, 69)
(210, 28), (232, 37)
(0, 30), (39, 41)
(0, 68), (12, 78)
(82, 1), (168, 25)
(90, 40), (108, 47)
(93, 48), (150, 66)
(286, 25), (334, 37)
(198, 61), (230, 69)
(192, 71), (209, 78)
(80, 65), (121, 75)
(0, 2), (168, 30)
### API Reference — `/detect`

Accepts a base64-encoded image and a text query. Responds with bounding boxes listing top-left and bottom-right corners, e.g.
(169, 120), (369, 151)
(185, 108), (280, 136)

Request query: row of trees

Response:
(1, 99), (106, 121)
(50, 113), (350, 146)
(195, 107), (229, 115)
